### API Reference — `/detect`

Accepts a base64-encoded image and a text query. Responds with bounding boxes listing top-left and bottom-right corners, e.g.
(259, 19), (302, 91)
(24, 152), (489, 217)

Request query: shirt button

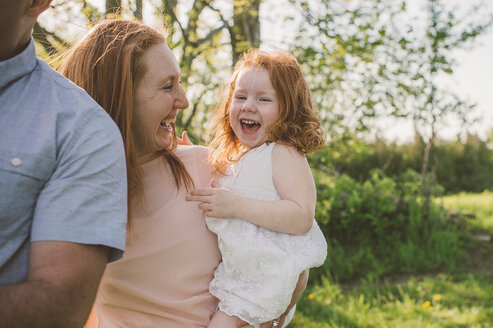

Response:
(10, 157), (22, 167)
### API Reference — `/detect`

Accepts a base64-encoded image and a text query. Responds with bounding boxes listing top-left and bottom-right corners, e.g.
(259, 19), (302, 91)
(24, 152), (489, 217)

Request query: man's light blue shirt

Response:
(0, 39), (127, 284)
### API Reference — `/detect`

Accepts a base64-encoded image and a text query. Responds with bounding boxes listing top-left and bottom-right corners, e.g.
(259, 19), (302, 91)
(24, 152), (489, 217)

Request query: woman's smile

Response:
(133, 42), (189, 158)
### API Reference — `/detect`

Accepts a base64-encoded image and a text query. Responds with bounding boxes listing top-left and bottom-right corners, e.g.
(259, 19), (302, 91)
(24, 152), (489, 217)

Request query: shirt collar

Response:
(0, 38), (37, 90)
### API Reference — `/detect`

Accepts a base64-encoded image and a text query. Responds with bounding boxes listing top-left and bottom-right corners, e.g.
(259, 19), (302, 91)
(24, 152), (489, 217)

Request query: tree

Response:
(156, 0), (262, 138)
(232, 0), (261, 64)
(289, 0), (492, 214)
(395, 0), (492, 215)
(288, 0), (409, 137)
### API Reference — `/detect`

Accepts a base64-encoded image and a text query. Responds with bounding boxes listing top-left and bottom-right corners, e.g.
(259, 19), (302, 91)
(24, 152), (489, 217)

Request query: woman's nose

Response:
(176, 86), (189, 110)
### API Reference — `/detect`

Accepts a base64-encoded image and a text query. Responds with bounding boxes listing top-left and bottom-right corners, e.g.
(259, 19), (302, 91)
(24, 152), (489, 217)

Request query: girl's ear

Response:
(25, 0), (52, 18)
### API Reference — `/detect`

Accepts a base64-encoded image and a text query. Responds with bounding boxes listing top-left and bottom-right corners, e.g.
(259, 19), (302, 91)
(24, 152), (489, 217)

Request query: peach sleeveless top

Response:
(88, 145), (221, 328)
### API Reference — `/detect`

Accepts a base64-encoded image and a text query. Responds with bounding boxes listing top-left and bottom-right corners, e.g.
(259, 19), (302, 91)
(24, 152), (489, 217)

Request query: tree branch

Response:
(32, 22), (58, 55)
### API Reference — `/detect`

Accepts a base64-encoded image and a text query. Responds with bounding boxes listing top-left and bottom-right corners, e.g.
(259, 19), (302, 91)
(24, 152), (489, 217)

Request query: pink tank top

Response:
(89, 146), (221, 328)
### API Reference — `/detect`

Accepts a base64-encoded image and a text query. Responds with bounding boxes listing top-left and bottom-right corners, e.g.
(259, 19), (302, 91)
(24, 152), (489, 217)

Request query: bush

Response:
(310, 133), (493, 195)
(311, 168), (467, 283)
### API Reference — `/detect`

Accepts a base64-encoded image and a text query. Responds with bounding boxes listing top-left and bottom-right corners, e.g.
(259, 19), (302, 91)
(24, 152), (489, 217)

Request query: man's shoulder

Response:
(35, 59), (104, 115)
(34, 59), (120, 135)
(36, 60), (84, 92)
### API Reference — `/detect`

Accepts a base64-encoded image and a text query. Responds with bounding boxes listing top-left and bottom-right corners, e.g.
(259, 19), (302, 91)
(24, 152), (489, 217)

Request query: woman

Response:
(58, 19), (305, 327)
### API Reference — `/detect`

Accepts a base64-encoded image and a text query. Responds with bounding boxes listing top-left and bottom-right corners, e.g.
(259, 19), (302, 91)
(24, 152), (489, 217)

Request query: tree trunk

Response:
(420, 126), (435, 220)
(106, 0), (122, 17)
(134, 0), (143, 20)
(232, 0), (261, 64)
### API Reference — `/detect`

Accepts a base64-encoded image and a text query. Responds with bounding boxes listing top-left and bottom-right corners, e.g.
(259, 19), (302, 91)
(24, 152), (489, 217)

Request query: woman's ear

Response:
(25, 0), (52, 18)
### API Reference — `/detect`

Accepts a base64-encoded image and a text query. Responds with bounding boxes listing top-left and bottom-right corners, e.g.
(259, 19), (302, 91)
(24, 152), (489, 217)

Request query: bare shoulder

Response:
(175, 144), (209, 161)
(272, 143), (307, 164)
(175, 145), (213, 183)
(271, 143), (316, 212)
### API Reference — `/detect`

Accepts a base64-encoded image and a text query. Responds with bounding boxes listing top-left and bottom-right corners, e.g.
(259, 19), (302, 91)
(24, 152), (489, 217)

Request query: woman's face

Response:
(229, 66), (280, 149)
(133, 42), (188, 158)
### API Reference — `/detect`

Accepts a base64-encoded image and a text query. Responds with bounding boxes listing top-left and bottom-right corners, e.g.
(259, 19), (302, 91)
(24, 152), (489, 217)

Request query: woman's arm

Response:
(272, 269), (309, 327)
(234, 270), (309, 328)
(185, 144), (316, 235)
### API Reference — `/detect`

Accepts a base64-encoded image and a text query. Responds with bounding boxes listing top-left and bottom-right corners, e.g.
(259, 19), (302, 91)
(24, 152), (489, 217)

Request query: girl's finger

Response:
(185, 194), (214, 202)
(198, 203), (212, 211)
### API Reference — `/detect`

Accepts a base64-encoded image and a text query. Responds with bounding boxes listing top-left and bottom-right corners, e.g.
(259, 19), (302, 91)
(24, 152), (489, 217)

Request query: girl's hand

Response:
(185, 179), (238, 218)
(177, 131), (192, 145)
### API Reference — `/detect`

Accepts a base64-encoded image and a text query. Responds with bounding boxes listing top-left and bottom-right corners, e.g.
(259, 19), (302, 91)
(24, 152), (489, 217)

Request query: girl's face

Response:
(133, 42), (189, 159)
(229, 66), (280, 149)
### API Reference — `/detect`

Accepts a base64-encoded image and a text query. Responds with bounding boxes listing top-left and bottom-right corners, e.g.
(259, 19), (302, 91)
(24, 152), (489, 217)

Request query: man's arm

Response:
(0, 241), (109, 328)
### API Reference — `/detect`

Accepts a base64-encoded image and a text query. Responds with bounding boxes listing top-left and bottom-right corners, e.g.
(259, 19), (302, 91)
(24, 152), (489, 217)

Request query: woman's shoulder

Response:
(175, 145), (212, 181)
(175, 144), (209, 161)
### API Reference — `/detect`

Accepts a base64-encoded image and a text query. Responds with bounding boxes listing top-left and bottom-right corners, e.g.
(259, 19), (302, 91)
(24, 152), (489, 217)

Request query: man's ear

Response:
(25, 0), (52, 18)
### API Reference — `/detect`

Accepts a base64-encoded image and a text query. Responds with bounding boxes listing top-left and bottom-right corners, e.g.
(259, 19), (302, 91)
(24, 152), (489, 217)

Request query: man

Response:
(0, 1), (127, 326)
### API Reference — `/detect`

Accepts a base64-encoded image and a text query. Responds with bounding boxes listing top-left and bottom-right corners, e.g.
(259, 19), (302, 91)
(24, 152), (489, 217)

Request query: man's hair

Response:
(208, 49), (326, 173)
(58, 19), (193, 223)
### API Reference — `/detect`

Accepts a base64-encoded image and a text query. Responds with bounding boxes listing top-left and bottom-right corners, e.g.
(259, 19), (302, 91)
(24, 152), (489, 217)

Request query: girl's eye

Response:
(235, 95), (247, 100)
(260, 97), (271, 102)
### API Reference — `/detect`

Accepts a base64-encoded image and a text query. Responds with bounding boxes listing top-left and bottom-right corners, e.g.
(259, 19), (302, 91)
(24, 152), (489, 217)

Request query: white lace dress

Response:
(206, 142), (327, 327)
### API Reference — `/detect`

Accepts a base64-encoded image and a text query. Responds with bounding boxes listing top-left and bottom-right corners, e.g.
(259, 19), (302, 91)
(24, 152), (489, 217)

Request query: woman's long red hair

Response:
(58, 19), (193, 224)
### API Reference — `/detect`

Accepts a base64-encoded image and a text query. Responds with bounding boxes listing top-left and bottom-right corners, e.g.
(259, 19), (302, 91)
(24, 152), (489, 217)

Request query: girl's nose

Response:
(241, 98), (256, 112)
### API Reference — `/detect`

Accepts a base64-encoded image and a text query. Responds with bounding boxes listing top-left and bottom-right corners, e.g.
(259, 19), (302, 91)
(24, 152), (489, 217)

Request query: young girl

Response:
(186, 50), (327, 327)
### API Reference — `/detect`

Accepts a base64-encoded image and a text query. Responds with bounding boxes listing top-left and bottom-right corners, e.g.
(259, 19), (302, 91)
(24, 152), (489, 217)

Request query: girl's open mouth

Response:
(241, 119), (261, 134)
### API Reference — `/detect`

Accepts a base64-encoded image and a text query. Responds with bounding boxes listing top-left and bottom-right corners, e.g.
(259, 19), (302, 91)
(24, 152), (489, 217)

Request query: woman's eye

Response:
(161, 84), (173, 90)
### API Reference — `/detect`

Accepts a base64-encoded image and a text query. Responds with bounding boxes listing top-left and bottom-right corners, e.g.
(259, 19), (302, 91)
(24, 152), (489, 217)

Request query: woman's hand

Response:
(185, 179), (238, 218)
(235, 318), (252, 327)
(232, 270), (309, 328)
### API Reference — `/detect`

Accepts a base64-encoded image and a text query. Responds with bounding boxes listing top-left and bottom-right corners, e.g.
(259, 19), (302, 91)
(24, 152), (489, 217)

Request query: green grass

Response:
(293, 274), (493, 327)
(437, 190), (493, 233)
(294, 191), (493, 327)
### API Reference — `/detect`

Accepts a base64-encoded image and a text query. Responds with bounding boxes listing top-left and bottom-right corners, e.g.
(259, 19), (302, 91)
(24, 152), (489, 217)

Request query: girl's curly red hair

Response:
(208, 49), (326, 173)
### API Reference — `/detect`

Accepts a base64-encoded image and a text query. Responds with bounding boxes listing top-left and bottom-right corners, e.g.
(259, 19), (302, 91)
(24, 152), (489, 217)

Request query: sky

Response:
(49, 0), (493, 143)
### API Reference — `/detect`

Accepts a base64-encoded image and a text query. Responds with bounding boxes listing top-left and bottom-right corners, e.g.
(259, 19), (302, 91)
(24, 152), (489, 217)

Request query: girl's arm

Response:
(185, 144), (315, 235)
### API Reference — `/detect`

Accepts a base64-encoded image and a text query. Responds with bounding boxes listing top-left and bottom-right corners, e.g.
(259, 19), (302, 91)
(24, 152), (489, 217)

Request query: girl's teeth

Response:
(241, 120), (258, 125)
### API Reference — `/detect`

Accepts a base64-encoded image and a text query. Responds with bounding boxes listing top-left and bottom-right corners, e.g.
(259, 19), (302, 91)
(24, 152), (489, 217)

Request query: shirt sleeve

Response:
(31, 107), (127, 261)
